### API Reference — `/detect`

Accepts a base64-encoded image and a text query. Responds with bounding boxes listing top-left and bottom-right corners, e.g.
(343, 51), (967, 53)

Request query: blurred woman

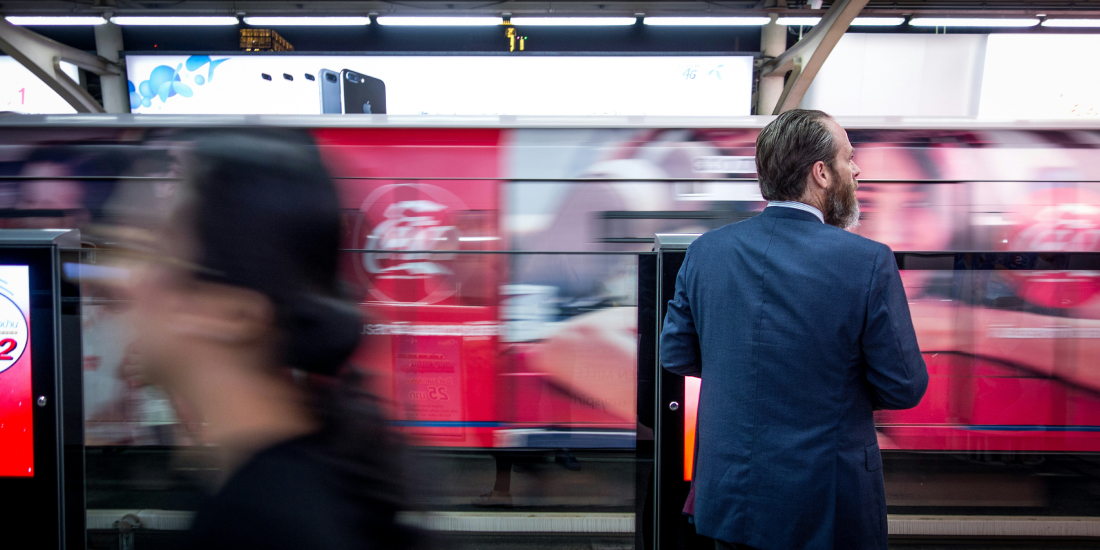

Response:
(127, 129), (419, 550)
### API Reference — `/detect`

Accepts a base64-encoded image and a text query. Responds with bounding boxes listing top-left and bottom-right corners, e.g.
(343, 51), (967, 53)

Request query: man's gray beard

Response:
(825, 179), (860, 230)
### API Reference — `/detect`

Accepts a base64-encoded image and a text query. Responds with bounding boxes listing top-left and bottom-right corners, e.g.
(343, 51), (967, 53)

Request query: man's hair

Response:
(755, 109), (838, 201)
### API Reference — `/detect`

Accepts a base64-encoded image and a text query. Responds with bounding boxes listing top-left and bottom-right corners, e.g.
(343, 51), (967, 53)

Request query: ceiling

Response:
(2, 0), (1099, 16)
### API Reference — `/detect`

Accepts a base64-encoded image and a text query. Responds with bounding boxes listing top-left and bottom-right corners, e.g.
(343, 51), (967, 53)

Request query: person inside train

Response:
(4, 145), (123, 229)
(123, 129), (422, 550)
(660, 110), (928, 550)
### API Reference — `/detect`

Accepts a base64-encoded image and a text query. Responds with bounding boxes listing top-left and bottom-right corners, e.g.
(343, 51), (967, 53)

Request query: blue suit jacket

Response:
(660, 206), (928, 550)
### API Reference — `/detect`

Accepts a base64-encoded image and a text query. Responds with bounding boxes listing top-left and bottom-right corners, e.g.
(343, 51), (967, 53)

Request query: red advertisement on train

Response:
(313, 128), (505, 447)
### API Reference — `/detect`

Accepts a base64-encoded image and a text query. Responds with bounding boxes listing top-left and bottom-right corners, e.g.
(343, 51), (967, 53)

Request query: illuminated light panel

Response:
(643, 17), (770, 26)
(509, 17), (636, 26)
(110, 16), (239, 26)
(1041, 19), (1100, 27)
(4, 16), (107, 25)
(909, 17), (1039, 27)
(243, 16), (370, 26)
(851, 17), (906, 26)
(375, 16), (503, 26)
(777, 17), (821, 26)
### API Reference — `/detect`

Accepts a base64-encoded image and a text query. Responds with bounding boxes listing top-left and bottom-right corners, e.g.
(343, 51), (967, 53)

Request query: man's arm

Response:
(660, 249), (702, 377)
(861, 245), (929, 410)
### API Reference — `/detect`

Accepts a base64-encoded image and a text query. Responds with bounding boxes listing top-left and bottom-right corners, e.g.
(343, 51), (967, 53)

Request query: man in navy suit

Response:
(660, 110), (928, 550)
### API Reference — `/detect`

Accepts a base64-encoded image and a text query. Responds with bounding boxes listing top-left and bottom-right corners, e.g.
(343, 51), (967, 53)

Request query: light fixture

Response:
(643, 16), (770, 26)
(509, 16), (636, 26)
(110, 16), (240, 26)
(1041, 19), (1100, 27)
(375, 16), (503, 26)
(850, 17), (906, 26)
(909, 17), (1039, 27)
(243, 16), (371, 26)
(776, 17), (821, 26)
(4, 16), (107, 25)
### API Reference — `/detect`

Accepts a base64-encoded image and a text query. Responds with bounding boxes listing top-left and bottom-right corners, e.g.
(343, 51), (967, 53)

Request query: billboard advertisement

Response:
(979, 35), (1100, 119)
(124, 54), (753, 116)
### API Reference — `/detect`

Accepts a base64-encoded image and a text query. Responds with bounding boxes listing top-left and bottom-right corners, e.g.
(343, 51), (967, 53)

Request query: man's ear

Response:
(810, 160), (831, 190)
(170, 282), (275, 345)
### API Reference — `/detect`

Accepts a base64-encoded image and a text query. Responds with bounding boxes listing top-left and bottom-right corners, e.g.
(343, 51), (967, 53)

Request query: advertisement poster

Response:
(0, 56), (79, 115)
(125, 54), (753, 116)
(979, 35), (1100, 119)
(393, 335), (464, 431)
(0, 265), (32, 476)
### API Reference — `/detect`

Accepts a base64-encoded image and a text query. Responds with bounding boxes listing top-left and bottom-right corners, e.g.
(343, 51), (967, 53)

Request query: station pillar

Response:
(756, 16), (787, 116)
(94, 22), (129, 113)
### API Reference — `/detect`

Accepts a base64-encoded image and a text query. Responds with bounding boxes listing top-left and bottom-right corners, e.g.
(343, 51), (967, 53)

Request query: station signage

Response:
(0, 56), (79, 115)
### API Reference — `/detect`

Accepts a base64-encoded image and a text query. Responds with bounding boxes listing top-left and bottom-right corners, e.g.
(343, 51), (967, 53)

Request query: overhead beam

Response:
(0, 18), (121, 113)
(760, 0), (869, 114)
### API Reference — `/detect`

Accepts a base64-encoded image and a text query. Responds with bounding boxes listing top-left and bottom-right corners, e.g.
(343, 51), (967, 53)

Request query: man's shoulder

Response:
(689, 215), (761, 248)
(690, 214), (891, 257)
(821, 224), (891, 255)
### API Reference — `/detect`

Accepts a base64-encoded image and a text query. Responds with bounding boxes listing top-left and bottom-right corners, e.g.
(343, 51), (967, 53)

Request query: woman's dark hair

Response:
(179, 129), (418, 543)
(182, 129), (361, 375)
(755, 109), (838, 201)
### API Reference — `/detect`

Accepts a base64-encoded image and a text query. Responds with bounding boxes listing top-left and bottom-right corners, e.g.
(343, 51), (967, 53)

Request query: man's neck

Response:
(796, 190), (827, 214)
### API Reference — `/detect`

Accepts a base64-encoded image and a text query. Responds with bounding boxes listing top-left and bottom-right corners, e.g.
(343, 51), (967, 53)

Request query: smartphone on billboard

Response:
(340, 69), (387, 114)
(318, 69), (342, 114)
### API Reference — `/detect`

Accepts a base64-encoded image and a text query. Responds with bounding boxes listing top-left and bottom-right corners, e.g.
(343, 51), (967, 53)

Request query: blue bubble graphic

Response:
(148, 65), (178, 92)
(172, 82), (193, 97)
(128, 80), (136, 93)
(138, 80), (153, 98)
(194, 75), (206, 86)
(207, 58), (228, 82)
(185, 55), (210, 72)
(129, 91), (142, 110)
(141, 96), (151, 108)
(157, 81), (175, 102)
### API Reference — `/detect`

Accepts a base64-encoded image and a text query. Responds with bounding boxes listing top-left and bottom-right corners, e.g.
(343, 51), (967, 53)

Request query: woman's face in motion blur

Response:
(127, 210), (200, 388)
(126, 200), (274, 395)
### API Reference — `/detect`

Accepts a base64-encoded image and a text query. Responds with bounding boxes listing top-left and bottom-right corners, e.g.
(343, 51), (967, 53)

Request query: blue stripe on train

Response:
(965, 425), (1100, 432)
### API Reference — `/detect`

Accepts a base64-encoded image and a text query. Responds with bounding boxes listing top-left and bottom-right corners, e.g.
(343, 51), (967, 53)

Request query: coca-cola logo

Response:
(355, 184), (467, 304)
(1003, 188), (1100, 308)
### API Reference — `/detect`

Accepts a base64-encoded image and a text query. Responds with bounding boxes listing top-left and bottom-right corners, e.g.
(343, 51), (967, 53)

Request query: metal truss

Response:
(0, 18), (121, 113)
(759, 0), (869, 114)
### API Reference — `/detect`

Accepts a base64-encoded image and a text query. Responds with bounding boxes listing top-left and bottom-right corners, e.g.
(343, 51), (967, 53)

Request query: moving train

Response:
(2, 116), (1098, 458)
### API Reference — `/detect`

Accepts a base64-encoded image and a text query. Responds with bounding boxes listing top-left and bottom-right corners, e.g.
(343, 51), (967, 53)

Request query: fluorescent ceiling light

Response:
(110, 16), (239, 26)
(850, 17), (905, 26)
(4, 16), (107, 25)
(643, 16), (770, 26)
(909, 17), (1039, 27)
(777, 17), (821, 26)
(1042, 19), (1100, 27)
(510, 17), (636, 26)
(376, 16), (502, 26)
(243, 16), (370, 26)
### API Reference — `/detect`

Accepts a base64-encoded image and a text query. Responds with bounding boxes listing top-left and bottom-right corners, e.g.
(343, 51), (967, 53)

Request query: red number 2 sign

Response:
(0, 338), (17, 360)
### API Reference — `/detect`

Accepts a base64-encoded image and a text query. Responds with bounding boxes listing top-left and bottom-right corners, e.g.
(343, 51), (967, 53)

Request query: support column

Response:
(95, 22), (129, 113)
(756, 15), (787, 116)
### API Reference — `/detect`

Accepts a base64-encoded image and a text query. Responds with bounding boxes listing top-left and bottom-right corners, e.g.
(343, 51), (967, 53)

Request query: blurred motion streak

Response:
(4, 121), (1100, 511)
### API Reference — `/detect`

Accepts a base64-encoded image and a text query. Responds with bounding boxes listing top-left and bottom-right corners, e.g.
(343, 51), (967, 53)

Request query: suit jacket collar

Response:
(760, 204), (826, 224)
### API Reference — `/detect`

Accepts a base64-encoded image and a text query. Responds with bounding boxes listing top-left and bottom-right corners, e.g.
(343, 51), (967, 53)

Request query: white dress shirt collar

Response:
(766, 201), (824, 223)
